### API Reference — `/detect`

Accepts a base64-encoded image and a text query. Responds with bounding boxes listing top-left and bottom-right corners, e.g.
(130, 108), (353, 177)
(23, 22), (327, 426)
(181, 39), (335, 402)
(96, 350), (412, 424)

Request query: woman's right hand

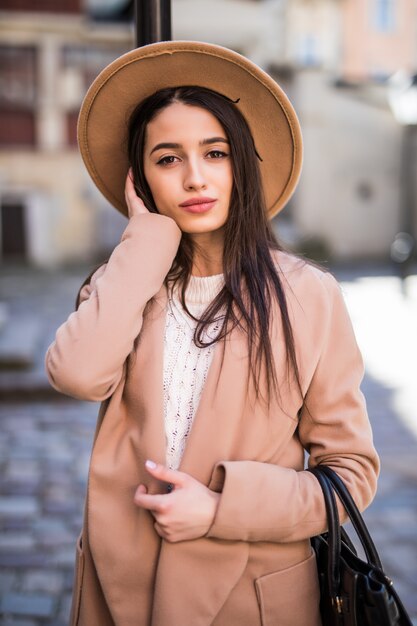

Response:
(125, 168), (150, 218)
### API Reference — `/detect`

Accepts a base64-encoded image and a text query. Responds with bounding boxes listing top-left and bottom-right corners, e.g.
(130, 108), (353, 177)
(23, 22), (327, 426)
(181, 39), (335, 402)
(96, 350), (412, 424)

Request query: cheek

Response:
(144, 171), (169, 210)
(223, 164), (233, 194)
(147, 177), (172, 215)
(223, 173), (233, 205)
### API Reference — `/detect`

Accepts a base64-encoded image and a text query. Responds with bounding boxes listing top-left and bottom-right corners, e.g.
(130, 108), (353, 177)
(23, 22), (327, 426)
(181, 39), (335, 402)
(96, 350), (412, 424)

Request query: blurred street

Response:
(0, 262), (417, 625)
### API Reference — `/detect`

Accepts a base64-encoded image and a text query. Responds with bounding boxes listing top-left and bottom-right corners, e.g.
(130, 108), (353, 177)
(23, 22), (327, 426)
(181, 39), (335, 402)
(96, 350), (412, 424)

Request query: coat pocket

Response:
(69, 533), (85, 626)
(255, 550), (321, 626)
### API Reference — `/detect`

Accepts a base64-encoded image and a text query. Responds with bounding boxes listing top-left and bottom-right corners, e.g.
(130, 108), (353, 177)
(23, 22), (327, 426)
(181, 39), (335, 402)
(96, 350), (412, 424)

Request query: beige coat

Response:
(45, 213), (379, 626)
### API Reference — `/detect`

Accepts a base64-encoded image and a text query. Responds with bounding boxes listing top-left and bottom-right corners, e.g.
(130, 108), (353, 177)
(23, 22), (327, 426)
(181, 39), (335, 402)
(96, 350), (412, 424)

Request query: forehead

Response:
(144, 102), (226, 144)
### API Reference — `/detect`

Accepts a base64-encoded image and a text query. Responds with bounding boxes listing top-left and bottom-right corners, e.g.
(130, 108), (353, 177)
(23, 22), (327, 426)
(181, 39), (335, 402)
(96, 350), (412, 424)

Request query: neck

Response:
(189, 229), (224, 277)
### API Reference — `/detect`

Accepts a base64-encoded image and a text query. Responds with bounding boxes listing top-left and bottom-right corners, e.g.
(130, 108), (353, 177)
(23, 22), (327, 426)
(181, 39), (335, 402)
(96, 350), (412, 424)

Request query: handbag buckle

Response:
(333, 596), (343, 614)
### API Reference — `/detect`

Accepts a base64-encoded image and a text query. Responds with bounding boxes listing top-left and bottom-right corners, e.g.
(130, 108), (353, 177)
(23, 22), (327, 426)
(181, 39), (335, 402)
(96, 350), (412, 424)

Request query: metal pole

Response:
(401, 125), (416, 286)
(135, 0), (172, 48)
(391, 125), (416, 295)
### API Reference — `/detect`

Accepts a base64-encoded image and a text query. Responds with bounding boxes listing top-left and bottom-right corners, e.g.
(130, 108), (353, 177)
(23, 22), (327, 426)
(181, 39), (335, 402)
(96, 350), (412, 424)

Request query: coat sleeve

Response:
(44, 213), (182, 402)
(206, 271), (380, 543)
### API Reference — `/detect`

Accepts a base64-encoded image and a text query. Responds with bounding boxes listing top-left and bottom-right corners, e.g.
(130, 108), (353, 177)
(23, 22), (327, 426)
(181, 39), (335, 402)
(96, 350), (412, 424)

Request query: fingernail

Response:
(145, 459), (157, 470)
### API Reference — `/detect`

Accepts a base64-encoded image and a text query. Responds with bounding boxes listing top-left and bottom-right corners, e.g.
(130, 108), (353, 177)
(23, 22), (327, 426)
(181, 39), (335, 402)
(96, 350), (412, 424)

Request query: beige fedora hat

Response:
(77, 40), (303, 219)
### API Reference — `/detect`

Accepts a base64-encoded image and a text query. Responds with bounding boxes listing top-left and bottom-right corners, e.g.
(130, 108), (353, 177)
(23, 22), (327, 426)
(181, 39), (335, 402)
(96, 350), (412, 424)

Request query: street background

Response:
(1, 0), (417, 624)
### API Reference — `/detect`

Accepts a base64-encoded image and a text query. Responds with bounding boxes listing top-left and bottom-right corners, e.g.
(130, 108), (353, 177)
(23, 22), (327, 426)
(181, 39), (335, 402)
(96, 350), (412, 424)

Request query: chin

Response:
(176, 213), (228, 233)
(182, 222), (227, 235)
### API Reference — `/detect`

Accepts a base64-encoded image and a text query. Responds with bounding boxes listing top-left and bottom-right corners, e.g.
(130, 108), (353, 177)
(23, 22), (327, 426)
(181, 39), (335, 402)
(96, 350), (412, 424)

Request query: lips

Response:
(179, 197), (217, 213)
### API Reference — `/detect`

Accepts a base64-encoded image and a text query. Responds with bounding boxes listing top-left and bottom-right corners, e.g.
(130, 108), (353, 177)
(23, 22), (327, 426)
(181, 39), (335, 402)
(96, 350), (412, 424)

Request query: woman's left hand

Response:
(133, 460), (220, 543)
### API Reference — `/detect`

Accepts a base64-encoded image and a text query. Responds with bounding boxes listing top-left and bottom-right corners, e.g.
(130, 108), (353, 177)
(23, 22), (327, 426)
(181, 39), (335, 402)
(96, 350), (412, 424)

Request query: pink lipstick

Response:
(179, 197), (217, 213)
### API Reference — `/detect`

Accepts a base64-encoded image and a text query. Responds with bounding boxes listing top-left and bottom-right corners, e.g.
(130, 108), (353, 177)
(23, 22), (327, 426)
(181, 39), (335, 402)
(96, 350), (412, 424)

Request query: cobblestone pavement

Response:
(0, 400), (97, 626)
(0, 263), (416, 624)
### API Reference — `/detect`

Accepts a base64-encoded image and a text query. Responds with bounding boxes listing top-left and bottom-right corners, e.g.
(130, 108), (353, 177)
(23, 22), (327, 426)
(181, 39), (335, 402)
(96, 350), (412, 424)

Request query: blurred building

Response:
(271, 0), (416, 261)
(284, 0), (341, 71)
(342, 0), (417, 81)
(0, 0), (131, 267)
(0, 0), (416, 266)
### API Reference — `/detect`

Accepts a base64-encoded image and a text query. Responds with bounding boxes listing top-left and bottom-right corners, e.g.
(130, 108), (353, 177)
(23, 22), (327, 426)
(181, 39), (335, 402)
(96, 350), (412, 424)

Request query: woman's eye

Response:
(207, 150), (228, 159)
(157, 155), (178, 166)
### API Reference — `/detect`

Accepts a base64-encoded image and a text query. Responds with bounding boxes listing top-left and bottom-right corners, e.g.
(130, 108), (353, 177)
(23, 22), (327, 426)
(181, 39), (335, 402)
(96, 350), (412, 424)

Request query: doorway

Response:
(1, 200), (28, 262)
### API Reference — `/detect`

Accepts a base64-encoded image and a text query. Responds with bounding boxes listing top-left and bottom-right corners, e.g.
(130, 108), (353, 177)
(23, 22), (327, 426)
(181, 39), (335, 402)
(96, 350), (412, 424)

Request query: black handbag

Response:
(309, 465), (413, 626)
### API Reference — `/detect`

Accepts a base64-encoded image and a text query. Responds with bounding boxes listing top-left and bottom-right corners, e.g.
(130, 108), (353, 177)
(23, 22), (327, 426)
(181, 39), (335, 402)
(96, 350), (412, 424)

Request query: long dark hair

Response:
(78, 85), (302, 407)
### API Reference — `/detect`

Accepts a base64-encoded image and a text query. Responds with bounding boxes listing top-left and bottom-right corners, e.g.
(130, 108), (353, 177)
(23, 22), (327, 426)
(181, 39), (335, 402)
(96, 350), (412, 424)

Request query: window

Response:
(0, 46), (37, 147)
(61, 45), (128, 146)
(298, 35), (319, 67)
(86, 0), (132, 22)
(0, 0), (81, 13)
(373, 0), (396, 32)
(61, 45), (128, 89)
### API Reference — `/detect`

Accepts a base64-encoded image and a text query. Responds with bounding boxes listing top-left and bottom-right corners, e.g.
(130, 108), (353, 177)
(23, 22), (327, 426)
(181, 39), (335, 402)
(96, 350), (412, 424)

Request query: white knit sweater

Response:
(163, 274), (225, 470)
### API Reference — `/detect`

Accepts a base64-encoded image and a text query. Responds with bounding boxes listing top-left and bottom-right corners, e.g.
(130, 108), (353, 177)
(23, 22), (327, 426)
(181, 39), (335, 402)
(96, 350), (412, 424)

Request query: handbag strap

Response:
(319, 466), (383, 570)
(310, 466), (414, 625)
(309, 467), (341, 598)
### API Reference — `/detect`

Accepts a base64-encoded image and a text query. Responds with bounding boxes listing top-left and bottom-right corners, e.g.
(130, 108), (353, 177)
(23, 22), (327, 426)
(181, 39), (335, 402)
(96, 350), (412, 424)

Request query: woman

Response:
(45, 41), (379, 626)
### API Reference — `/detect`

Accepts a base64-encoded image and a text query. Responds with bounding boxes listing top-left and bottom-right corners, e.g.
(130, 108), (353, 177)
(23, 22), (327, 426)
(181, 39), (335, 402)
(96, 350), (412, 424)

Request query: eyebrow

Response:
(149, 137), (230, 156)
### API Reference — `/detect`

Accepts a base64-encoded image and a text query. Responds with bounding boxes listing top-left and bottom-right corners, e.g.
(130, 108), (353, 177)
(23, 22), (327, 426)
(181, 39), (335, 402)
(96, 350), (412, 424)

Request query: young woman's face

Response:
(143, 102), (233, 235)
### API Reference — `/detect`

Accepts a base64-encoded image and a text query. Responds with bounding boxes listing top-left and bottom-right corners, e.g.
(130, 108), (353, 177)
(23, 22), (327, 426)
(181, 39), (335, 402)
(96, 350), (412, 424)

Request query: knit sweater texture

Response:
(163, 274), (225, 469)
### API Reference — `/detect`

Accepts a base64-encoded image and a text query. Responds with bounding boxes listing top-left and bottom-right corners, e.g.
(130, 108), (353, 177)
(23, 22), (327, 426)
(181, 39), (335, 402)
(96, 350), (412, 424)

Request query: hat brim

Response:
(77, 40), (303, 219)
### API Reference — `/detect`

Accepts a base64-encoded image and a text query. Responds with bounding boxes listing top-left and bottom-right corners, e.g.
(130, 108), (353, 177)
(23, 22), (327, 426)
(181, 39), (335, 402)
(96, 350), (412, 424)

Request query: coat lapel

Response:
(136, 285), (252, 487)
(178, 325), (251, 481)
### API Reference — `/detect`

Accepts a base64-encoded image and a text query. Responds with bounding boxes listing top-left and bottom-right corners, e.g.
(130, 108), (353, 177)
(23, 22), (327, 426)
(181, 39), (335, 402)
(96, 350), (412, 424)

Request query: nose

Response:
(183, 158), (207, 191)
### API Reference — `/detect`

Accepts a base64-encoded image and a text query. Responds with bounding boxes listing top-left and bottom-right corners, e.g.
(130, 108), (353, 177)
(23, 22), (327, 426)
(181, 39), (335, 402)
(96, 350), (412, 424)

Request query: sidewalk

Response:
(336, 267), (417, 621)
(0, 262), (416, 624)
